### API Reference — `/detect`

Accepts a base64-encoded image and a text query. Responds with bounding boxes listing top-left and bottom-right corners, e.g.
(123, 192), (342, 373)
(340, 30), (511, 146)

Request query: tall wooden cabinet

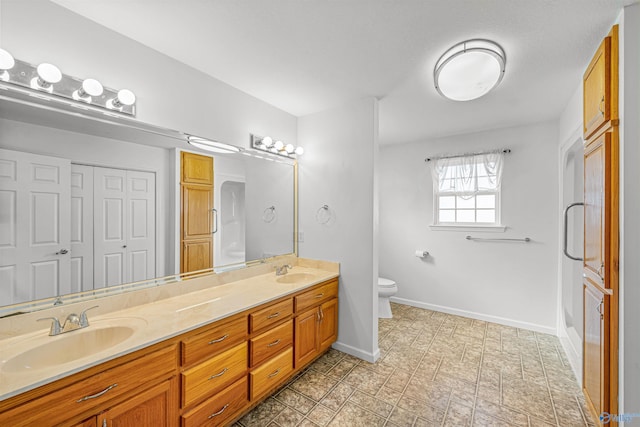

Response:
(180, 152), (214, 273)
(582, 25), (619, 425)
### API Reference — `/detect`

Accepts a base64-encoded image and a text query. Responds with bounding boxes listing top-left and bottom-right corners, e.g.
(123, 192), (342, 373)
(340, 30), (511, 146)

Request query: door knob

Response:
(55, 249), (69, 255)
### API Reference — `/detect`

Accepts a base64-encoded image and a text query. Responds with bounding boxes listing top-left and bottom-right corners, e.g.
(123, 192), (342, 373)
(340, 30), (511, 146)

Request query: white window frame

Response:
(430, 158), (505, 232)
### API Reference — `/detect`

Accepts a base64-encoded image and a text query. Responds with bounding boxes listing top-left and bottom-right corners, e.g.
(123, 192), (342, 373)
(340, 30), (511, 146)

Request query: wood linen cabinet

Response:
(581, 24), (619, 426)
(180, 151), (214, 273)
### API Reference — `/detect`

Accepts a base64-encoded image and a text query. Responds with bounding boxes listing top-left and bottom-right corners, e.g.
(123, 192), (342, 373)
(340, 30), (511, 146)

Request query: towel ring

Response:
(262, 206), (276, 223)
(315, 205), (332, 224)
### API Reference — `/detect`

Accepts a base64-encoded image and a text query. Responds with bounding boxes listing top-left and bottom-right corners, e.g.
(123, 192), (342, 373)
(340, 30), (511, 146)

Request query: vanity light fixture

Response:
(31, 63), (62, 92)
(73, 78), (104, 102)
(250, 134), (304, 158)
(0, 53), (137, 116)
(0, 48), (15, 82)
(434, 39), (506, 101)
(187, 135), (241, 154)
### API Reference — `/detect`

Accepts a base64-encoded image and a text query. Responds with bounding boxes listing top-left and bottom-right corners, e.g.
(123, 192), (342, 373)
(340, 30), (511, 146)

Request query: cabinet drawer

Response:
(181, 377), (248, 427)
(0, 344), (177, 427)
(182, 342), (247, 408)
(182, 315), (247, 366)
(295, 280), (338, 313)
(250, 320), (293, 367)
(249, 347), (293, 401)
(249, 298), (293, 333)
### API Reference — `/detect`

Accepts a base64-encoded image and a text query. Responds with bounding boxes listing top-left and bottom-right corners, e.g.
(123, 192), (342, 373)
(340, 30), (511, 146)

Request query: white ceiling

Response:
(53, 0), (634, 145)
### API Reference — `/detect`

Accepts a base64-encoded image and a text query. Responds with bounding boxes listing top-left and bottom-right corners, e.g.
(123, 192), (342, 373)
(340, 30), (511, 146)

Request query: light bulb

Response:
(274, 140), (284, 150)
(285, 144), (295, 154)
(295, 146), (305, 156)
(31, 63), (62, 91)
(0, 48), (15, 70)
(261, 136), (273, 147)
(73, 78), (104, 101)
(110, 89), (136, 108)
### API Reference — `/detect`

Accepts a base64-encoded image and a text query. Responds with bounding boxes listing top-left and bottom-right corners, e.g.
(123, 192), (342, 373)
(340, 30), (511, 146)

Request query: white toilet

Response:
(378, 277), (398, 318)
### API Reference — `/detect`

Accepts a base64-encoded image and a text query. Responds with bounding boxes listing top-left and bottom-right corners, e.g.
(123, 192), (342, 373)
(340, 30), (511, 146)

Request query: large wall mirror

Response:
(0, 94), (296, 316)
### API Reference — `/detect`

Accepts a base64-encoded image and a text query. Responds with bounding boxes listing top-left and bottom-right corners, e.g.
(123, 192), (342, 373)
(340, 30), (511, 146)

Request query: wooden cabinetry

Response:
(180, 152), (214, 273)
(583, 281), (609, 419)
(581, 24), (619, 426)
(294, 279), (339, 369)
(583, 27), (618, 140)
(0, 278), (339, 427)
(0, 345), (179, 427)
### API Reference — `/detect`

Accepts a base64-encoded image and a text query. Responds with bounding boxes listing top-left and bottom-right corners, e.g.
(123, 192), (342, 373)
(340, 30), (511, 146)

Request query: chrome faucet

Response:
(275, 264), (292, 276)
(37, 306), (99, 336)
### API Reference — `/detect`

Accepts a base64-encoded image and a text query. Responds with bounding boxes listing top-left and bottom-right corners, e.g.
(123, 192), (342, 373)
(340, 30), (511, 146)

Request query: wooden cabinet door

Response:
(71, 418), (97, 427)
(101, 379), (177, 427)
(583, 282), (608, 419)
(180, 152), (214, 273)
(318, 298), (338, 350)
(294, 308), (319, 369)
(583, 37), (611, 139)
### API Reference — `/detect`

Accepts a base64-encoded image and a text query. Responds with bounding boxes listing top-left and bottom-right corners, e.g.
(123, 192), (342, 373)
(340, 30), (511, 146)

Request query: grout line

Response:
(535, 340), (561, 426)
(573, 394), (591, 426)
(520, 354), (525, 381)
(468, 321), (488, 427)
(460, 343), (467, 363)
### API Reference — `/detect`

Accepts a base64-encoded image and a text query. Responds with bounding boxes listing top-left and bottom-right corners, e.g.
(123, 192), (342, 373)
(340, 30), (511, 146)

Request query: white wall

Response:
(620, 3), (640, 420)
(0, 0), (297, 148)
(298, 97), (379, 362)
(380, 121), (559, 333)
(0, 116), (173, 277)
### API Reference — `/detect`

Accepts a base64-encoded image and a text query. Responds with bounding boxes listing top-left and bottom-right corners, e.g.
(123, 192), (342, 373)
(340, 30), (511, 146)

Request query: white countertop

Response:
(0, 263), (338, 401)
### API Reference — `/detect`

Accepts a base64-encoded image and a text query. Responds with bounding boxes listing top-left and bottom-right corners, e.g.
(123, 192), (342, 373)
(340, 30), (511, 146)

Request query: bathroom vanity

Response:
(0, 261), (339, 426)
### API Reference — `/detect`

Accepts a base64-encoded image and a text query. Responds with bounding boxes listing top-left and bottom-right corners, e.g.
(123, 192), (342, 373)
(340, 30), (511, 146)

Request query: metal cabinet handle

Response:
(212, 208), (218, 234)
(314, 293), (324, 299)
(267, 339), (281, 347)
(208, 334), (228, 344)
(597, 299), (604, 320)
(268, 369), (280, 378)
(77, 384), (118, 402)
(56, 249), (69, 255)
(208, 403), (230, 419)
(562, 202), (583, 261)
(209, 367), (228, 380)
(267, 312), (280, 319)
(319, 307), (324, 322)
(599, 96), (605, 116)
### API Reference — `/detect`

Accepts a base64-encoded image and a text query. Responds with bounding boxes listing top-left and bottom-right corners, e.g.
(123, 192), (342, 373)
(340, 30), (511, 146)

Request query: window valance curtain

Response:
(430, 151), (504, 199)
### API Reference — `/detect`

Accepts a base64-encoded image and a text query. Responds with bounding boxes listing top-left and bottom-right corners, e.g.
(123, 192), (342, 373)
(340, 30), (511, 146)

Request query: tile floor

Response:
(235, 303), (594, 426)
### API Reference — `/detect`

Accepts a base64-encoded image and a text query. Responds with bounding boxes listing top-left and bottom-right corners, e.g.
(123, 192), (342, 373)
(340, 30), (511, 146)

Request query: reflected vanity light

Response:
(187, 135), (241, 154)
(0, 53), (137, 116)
(0, 48), (15, 82)
(250, 134), (304, 158)
(434, 39), (506, 101)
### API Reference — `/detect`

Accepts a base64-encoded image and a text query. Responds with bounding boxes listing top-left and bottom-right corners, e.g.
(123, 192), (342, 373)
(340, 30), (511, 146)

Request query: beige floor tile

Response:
(290, 370), (340, 402)
(348, 390), (394, 418)
(326, 402), (386, 427)
(306, 404), (336, 426)
(320, 381), (355, 411)
(387, 406), (417, 426)
(273, 407), (306, 427)
(275, 387), (317, 414)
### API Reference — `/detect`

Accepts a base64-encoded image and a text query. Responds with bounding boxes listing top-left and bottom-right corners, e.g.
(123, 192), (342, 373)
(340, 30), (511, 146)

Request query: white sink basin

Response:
(3, 319), (146, 374)
(276, 273), (316, 284)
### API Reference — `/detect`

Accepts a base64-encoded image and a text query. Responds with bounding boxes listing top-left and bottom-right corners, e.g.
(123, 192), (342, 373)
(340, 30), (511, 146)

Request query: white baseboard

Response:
(390, 296), (557, 335)
(332, 341), (380, 363)
(558, 327), (582, 385)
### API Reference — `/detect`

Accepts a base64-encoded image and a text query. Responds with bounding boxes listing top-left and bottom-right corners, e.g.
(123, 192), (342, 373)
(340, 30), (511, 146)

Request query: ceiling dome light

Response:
(187, 135), (241, 154)
(434, 39), (506, 101)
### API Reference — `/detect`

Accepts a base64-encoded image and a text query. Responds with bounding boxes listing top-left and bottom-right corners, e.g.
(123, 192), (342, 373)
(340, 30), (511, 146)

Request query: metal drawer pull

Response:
(209, 367), (228, 380)
(268, 369), (280, 378)
(267, 339), (281, 347)
(77, 384), (118, 402)
(208, 334), (229, 344)
(208, 403), (230, 419)
(267, 312), (280, 319)
(314, 293), (324, 299)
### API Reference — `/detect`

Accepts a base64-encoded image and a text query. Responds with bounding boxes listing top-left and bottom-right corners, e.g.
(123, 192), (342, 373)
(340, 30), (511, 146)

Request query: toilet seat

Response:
(378, 277), (396, 288)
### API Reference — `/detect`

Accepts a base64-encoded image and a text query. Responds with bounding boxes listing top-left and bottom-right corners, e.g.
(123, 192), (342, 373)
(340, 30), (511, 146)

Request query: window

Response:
(430, 152), (504, 226)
